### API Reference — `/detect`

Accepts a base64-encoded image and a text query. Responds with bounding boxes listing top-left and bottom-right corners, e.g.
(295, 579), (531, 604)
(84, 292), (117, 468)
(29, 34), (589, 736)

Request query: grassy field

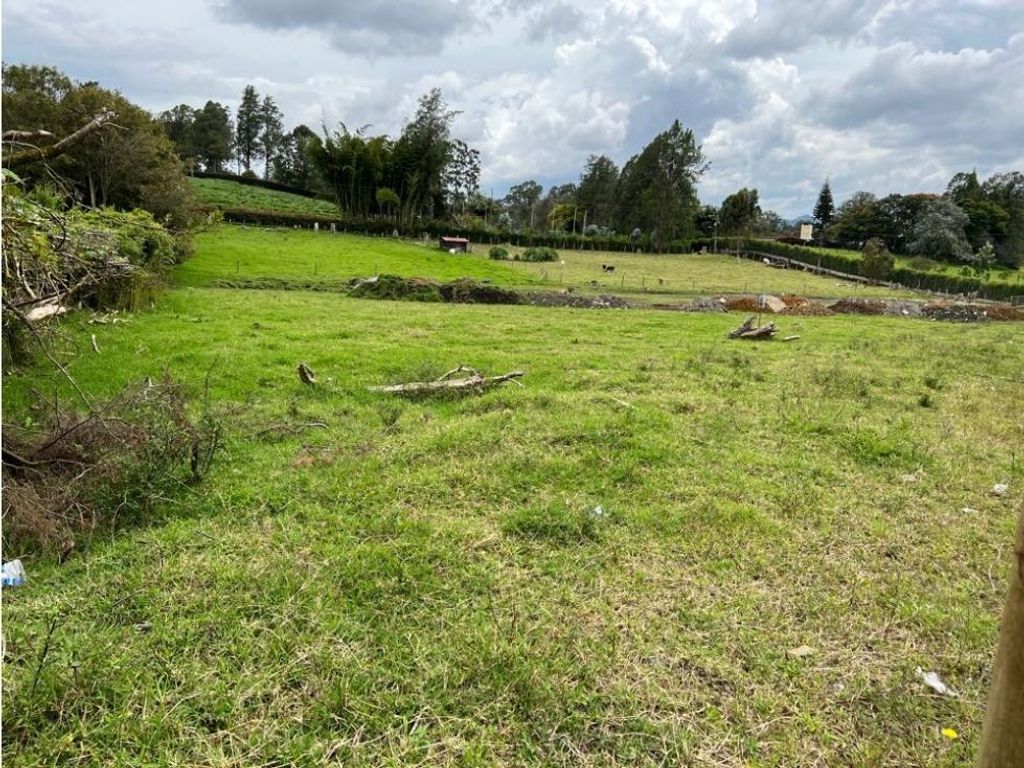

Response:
(4, 227), (1023, 766)
(189, 177), (339, 217)
(185, 226), (918, 301)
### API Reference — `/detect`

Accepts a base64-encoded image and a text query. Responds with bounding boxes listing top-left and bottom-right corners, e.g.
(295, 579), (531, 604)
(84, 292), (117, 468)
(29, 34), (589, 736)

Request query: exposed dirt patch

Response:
(829, 298), (887, 315)
(525, 291), (631, 309)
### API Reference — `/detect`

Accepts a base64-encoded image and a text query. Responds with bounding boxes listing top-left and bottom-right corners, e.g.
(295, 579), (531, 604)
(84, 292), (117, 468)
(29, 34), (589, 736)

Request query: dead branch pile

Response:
(369, 365), (524, 396)
(728, 316), (777, 340)
(2, 377), (222, 553)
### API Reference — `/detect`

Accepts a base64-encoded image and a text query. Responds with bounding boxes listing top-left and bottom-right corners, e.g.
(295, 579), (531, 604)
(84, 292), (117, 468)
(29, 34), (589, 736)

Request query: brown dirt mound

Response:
(781, 294), (809, 307)
(987, 304), (1024, 321)
(526, 291), (630, 309)
(829, 298), (887, 315)
(781, 302), (834, 316)
(724, 296), (760, 312)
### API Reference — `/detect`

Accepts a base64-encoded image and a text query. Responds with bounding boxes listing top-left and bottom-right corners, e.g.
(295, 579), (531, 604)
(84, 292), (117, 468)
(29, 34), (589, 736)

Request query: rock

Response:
(762, 294), (787, 313)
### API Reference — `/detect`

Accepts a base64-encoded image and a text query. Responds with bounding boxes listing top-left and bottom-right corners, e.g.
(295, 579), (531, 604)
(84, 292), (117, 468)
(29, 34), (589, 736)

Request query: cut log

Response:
(728, 315), (779, 341)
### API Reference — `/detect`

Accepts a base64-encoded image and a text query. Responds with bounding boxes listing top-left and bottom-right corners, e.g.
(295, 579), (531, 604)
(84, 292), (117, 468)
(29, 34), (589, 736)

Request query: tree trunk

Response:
(977, 505), (1024, 767)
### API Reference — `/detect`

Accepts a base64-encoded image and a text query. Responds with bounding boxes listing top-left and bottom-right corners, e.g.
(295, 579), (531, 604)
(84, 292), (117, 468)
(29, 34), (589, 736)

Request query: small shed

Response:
(439, 236), (470, 253)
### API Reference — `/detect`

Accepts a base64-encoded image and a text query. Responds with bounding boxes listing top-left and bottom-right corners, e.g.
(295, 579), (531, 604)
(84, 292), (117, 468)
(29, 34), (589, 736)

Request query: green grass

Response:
(4, 228), (1023, 766)
(185, 226), (919, 300)
(189, 176), (339, 217)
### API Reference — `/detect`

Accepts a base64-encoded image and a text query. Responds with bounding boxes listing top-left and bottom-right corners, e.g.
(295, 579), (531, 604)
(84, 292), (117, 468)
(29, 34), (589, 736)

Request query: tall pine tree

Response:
(813, 179), (835, 234)
(235, 85), (261, 172)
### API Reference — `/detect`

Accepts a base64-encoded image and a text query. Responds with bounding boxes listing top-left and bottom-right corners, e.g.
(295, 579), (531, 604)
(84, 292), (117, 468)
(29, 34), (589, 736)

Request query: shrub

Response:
(861, 238), (895, 281)
(488, 245), (509, 260)
(2, 376), (222, 552)
(907, 256), (939, 272)
(520, 246), (558, 262)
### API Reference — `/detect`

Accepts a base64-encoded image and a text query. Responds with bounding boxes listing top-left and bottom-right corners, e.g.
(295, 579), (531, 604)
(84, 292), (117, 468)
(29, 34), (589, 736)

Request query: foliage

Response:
(2, 377), (222, 552)
(719, 188), (761, 235)
(235, 85), (261, 172)
(271, 125), (319, 189)
(192, 101), (234, 172)
(258, 95), (284, 180)
(909, 198), (972, 262)
(615, 120), (706, 249)
(577, 154), (619, 229)
(488, 245), (509, 260)
(520, 246), (558, 262)
(813, 179), (834, 232)
(1, 65), (195, 229)
(503, 179), (543, 230)
(1, 173), (181, 360)
(860, 237), (895, 281)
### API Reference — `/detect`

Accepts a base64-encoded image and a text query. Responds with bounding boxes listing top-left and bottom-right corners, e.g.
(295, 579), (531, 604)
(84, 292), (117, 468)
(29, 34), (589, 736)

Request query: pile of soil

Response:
(829, 298), (887, 315)
(349, 275), (443, 302)
(526, 291), (630, 309)
(688, 297), (727, 313)
(440, 278), (521, 305)
(987, 304), (1024, 321)
(724, 296), (760, 312)
(781, 302), (834, 316)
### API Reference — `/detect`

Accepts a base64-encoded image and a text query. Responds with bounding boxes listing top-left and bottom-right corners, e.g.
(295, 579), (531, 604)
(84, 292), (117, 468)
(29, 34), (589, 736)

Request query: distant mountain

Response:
(787, 215), (814, 226)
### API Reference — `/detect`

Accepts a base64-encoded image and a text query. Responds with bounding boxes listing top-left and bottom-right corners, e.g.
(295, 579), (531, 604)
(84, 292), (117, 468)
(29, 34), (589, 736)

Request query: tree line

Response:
(810, 171), (1024, 271)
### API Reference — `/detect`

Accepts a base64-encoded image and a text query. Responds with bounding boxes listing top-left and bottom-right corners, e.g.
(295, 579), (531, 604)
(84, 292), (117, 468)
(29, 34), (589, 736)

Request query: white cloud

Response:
(2, 0), (1022, 216)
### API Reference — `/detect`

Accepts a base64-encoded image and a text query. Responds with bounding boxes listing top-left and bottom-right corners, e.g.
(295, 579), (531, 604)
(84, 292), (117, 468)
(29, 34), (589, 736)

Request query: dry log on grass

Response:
(369, 365), (524, 395)
(728, 315), (778, 340)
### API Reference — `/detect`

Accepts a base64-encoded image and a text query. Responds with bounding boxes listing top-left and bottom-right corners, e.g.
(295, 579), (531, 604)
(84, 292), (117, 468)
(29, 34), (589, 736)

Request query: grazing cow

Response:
(602, 264), (615, 272)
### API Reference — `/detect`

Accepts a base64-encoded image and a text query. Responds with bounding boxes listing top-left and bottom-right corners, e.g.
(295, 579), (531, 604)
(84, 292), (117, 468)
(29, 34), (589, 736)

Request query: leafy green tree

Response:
(1, 66), (193, 228)
(616, 120), (705, 248)
(192, 101), (234, 172)
(375, 187), (400, 219)
(390, 88), (460, 225)
(830, 191), (880, 244)
(812, 179), (834, 234)
(577, 154), (619, 229)
(967, 240), (996, 277)
(309, 124), (390, 217)
(443, 139), (480, 212)
(272, 124), (318, 188)
(860, 237), (894, 280)
(158, 104), (197, 163)
(982, 171), (1024, 266)
(909, 198), (972, 262)
(258, 95), (284, 179)
(546, 202), (575, 232)
(719, 187), (761, 235)
(694, 205), (719, 237)
(235, 85), (261, 172)
(1, 64), (73, 132)
(503, 180), (542, 230)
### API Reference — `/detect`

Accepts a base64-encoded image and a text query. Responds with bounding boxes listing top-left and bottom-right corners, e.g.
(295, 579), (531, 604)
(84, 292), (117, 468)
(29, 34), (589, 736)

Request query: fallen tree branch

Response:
(2, 129), (55, 143)
(369, 365), (524, 395)
(728, 315), (778, 341)
(4, 111), (116, 168)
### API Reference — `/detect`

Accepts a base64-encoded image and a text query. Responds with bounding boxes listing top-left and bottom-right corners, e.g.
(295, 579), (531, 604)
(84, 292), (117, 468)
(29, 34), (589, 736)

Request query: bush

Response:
(860, 238), (895, 281)
(488, 245), (509, 260)
(2, 376), (222, 552)
(520, 246), (558, 262)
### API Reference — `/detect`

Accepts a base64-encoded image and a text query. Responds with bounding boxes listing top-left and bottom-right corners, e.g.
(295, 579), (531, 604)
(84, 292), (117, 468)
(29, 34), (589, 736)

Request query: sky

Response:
(3, 0), (1023, 217)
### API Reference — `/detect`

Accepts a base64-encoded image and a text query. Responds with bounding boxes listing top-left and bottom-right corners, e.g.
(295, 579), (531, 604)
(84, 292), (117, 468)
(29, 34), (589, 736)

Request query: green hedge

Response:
(689, 237), (1021, 300)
